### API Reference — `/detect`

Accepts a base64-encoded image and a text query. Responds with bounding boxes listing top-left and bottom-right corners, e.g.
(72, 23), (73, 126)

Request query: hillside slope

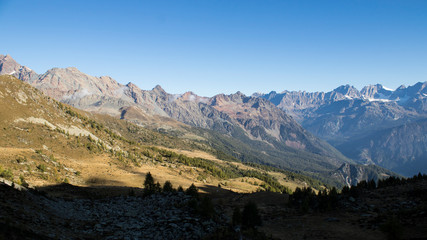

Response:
(258, 83), (427, 176)
(336, 119), (427, 176)
(0, 55), (362, 182)
(1, 74), (331, 192)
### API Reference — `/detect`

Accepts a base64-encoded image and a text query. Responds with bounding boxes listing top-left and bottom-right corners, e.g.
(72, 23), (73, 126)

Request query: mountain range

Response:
(258, 82), (427, 176)
(1, 54), (419, 183)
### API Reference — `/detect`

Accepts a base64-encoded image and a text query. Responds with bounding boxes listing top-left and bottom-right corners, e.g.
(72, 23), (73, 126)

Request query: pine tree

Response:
(143, 172), (156, 196)
(186, 183), (199, 199)
(163, 180), (174, 192)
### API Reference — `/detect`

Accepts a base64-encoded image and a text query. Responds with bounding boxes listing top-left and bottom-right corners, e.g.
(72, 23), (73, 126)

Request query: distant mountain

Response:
(2, 74), (327, 193)
(331, 163), (397, 186)
(1, 54), (393, 186)
(257, 82), (427, 176)
(336, 119), (427, 176)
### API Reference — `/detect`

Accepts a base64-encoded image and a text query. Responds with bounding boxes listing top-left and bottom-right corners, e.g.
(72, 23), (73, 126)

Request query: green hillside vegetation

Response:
(185, 126), (346, 187)
(0, 75), (326, 193)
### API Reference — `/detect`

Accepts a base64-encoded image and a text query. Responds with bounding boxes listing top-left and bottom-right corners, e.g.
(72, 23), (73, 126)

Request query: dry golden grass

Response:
(0, 75), (312, 195)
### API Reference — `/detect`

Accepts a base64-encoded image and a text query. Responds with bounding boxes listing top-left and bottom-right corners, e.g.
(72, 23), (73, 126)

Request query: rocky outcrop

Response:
(36, 67), (130, 102)
(331, 163), (395, 186)
(0, 54), (39, 83)
(0, 182), (224, 239)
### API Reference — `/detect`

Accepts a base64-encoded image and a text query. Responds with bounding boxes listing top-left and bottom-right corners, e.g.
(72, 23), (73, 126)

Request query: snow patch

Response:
(8, 71), (16, 75)
(382, 86), (394, 91)
(366, 98), (392, 102)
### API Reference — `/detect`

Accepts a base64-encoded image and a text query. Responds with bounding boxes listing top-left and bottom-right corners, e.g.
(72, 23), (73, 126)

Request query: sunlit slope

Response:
(0, 75), (321, 192)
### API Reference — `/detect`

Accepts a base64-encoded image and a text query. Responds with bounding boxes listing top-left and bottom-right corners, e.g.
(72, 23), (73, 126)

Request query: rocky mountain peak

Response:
(33, 66), (126, 102)
(179, 91), (203, 102)
(152, 85), (167, 95)
(208, 94), (226, 106)
(234, 91), (244, 96)
(126, 82), (141, 91)
(360, 84), (393, 99)
(333, 84), (361, 98)
(65, 66), (79, 71)
(397, 85), (406, 90)
(0, 54), (39, 83)
(251, 91), (267, 98)
(0, 54), (21, 72)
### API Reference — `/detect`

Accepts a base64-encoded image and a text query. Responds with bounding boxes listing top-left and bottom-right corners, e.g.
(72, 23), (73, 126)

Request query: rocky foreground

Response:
(1, 177), (427, 240)
(0, 180), (224, 240)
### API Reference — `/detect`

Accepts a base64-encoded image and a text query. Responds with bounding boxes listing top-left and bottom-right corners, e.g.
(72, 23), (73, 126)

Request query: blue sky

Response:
(1, 0), (426, 96)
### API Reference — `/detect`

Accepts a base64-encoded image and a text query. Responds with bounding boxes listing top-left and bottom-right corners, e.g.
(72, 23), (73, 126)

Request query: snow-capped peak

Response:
(382, 86), (394, 91)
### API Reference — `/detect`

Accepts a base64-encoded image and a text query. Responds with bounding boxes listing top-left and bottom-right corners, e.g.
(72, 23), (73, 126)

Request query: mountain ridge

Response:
(0, 55), (401, 184)
(257, 82), (427, 176)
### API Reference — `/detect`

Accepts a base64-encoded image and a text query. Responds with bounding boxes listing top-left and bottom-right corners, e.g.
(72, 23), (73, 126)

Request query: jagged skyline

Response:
(1, 0), (426, 96)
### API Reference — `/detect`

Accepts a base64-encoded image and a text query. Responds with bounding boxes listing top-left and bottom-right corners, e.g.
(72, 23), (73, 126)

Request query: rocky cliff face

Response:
(0, 55), (351, 176)
(331, 163), (395, 186)
(257, 83), (427, 176)
(301, 99), (420, 144)
(0, 54), (39, 83)
(35, 67), (126, 100)
(336, 119), (427, 176)
(360, 84), (393, 100)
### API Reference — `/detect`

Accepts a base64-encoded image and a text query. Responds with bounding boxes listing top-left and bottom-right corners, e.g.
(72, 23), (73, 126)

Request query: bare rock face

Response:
(331, 163), (395, 186)
(257, 82), (427, 176)
(336, 119), (427, 176)
(0, 55), (39, 83)
(35, 67), (126, 101)
(1, 55), (352, 177)
(360, 84), (393, 99)
(208, 92), (313, 150)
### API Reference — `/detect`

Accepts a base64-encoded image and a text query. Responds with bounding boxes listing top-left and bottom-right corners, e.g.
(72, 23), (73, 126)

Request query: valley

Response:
(258, 83), (427, 176)
(0, 56), (425, 240)
(2, 1), (427, 239)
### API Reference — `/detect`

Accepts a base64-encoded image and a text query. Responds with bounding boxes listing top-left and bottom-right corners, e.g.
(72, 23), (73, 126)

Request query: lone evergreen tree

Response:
(163, 180), (174, 192)
(143, 172), (156, 196)
(186, 183), (199, 198)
